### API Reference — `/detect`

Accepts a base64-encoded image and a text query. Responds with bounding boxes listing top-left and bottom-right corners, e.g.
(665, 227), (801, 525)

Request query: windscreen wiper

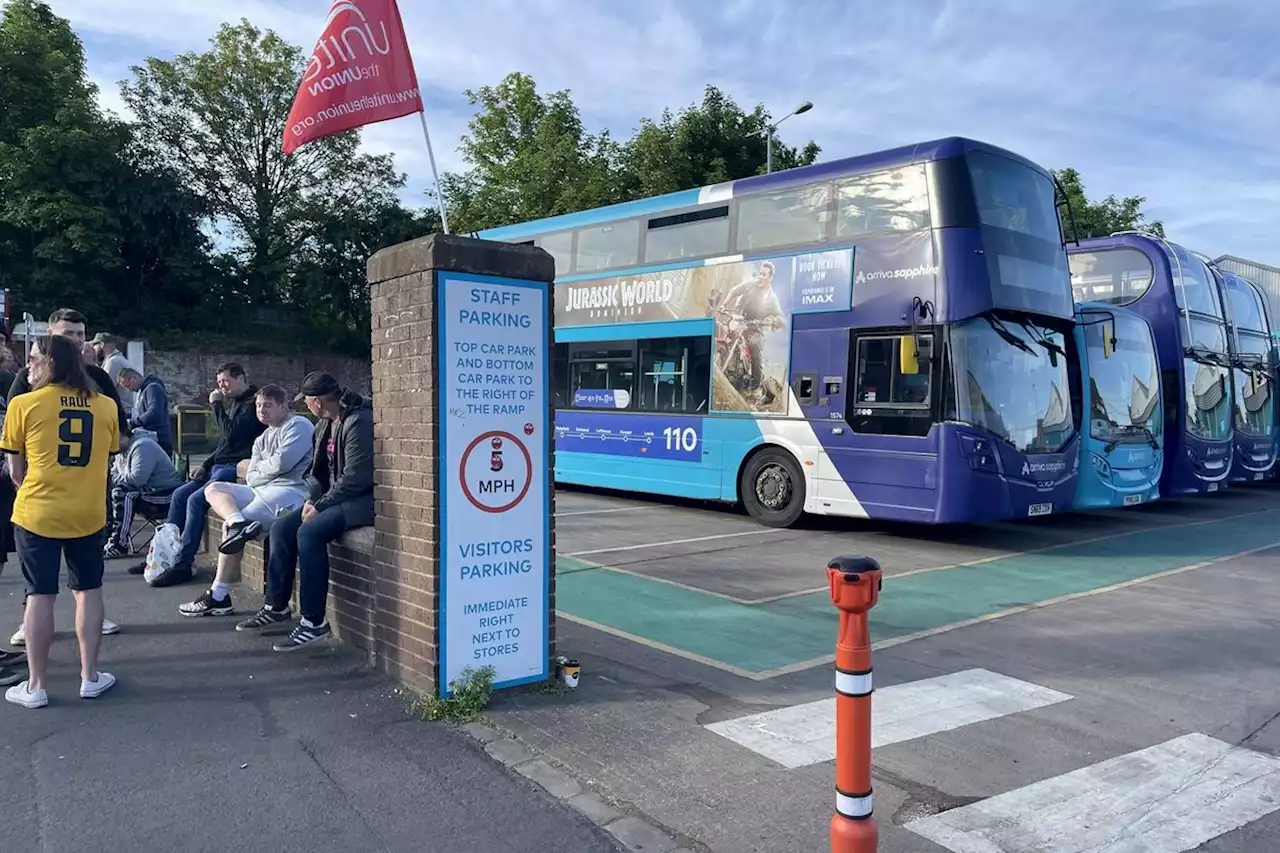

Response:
(984, 315), (1037, 356)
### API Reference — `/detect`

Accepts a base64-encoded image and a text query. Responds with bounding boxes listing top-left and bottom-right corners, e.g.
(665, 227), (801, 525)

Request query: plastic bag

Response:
(143, 522), (183, 585)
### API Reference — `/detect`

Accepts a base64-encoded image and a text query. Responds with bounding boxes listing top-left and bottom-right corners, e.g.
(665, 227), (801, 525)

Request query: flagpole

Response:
(417, 110), (450, 235)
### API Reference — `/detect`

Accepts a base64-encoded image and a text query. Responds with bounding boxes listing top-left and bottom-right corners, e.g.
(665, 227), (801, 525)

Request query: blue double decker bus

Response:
(1068, 235), (1233, 496)
(1070, 301), (1163, 509)
(481, 136), (1079, 526)
(1213, 266), (1277, 482)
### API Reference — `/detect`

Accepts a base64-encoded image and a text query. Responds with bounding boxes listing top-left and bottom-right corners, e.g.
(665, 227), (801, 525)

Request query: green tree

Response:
(440, 72), (628, 233)
(622, 86), (821, 197)
(289, 195), (439, 355)
(120, 20), (404, 305)
(0, 0), (210, 330)
(1054, 167), (1164, 242)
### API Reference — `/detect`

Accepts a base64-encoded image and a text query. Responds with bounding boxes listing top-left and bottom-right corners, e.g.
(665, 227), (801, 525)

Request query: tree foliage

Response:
(440, 73), (822, 233)
(0, 0), (211, 331)
(1054, 167), (1164, 242)
(440, 73), (628, 234)
(120, 20), (406, 308)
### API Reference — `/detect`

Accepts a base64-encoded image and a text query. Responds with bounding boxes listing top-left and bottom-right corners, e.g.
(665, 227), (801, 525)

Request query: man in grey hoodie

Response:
(104, 427), (185, 560)
(178, 385), (314, 616)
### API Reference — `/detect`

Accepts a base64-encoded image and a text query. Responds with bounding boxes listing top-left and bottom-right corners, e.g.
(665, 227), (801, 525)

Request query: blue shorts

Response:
(15, 526), (106, 596)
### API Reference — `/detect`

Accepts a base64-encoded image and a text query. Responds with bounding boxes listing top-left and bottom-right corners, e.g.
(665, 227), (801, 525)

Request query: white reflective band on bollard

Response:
(835, 668), (873, 696)
(836, 789), (873, 820)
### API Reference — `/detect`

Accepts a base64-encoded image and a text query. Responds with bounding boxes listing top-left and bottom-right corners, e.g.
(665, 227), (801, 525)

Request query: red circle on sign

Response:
(459, 430), (533, 513)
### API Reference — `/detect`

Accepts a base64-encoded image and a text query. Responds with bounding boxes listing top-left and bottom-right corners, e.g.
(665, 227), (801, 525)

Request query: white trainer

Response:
(80, 671), (117, 699)
(9, 625), (23, 647)
(5, 680), (48, 708)
(102, 619), (119, 635)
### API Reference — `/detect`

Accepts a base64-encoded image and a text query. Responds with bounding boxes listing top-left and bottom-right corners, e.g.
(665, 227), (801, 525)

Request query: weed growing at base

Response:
(409, 666), (496, 722)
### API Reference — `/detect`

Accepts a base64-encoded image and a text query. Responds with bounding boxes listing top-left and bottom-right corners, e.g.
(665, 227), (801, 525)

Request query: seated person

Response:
(104, 427), (184, 560)
(178, 385), (314, 617)
(117, 368), (173, 458)
(235, 373), (373, 652)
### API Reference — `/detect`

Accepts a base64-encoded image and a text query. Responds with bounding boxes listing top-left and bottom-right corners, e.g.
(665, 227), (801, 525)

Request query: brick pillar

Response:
(367, 234), (557, 696)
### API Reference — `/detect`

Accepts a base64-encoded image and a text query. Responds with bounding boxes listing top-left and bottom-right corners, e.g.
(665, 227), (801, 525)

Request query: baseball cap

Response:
(295, 371), (341, 402)
(90, 332), (117, 345)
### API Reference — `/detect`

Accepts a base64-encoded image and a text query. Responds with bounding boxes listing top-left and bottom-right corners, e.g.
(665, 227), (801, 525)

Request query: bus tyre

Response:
(740, 447), (805, 528)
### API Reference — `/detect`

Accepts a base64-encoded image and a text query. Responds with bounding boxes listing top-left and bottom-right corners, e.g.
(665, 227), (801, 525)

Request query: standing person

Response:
(236, 373), (372, 652)
(117, 367), (173, 457)
(91, 333), (134, 417)
(7, 308), (127, 648)
(178, 385), (314, 617)
(2, 334), (120, 708)
(156, 362), (265, 588)
(0, 394), (24, 686)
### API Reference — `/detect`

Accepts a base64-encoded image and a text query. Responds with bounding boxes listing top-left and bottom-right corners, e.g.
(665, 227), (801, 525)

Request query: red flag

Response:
(283, 0), (424, 154)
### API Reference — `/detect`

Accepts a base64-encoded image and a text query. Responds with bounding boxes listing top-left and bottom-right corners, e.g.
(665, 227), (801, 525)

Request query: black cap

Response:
(295, 371), (341, 403)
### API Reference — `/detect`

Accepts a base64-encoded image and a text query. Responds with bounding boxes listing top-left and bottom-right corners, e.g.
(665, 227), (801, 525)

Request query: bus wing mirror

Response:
(899, 336), (919, 375)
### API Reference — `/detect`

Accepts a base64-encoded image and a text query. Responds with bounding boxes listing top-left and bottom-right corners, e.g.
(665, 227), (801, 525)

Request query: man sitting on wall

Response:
(235, 372), (373, 652)
(104, 427), (184, 560)
(117, 367), (174, 458)
(178, 385), (314, 617)
(155, 362), (266, 588)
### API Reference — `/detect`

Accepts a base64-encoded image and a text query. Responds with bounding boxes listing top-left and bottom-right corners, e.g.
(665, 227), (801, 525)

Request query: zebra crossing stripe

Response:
(704, 668), (1072, 769)
(905, 732), (1280, 852)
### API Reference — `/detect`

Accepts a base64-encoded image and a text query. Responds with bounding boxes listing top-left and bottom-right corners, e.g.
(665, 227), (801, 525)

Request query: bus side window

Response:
(848, 333), (933, 437)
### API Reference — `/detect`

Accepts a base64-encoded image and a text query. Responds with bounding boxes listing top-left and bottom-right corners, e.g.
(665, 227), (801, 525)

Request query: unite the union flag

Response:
(283, 0), (424, 154)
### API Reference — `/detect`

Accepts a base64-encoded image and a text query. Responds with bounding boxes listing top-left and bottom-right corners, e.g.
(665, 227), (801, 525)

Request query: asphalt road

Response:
(0, 560), (621, 853)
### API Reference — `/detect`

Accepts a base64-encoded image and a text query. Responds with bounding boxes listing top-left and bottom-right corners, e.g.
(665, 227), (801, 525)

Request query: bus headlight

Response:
(1090, 453), (1112, 479)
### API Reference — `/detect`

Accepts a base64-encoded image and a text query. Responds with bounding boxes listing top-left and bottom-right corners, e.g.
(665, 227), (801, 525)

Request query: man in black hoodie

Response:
(236, 372), (373, 652)
(153, 362), (266, 587)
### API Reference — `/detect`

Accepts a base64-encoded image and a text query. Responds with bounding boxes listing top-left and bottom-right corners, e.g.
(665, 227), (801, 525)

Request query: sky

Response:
(36, 0), (1280, 263)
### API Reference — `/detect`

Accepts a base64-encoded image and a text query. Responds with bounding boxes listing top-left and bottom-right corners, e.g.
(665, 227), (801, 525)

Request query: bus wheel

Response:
(740, 447), (805, 528)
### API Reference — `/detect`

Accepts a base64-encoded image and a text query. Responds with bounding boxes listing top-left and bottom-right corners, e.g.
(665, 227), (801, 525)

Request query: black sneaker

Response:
(148, 564), (195, 588)
(103, 542), (129, 560)
(272, 620), (330, 652)
(235, 605), (293, 632)
(0, 649), (26, 667)
(0, 667), (23, 687)
(127, 562), (146, 575)
(178, 590), (234, 617)
(218, 520), (262, 555)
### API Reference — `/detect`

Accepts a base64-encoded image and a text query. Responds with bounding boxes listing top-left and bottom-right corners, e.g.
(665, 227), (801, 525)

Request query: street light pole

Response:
(765, 100), (814, 174)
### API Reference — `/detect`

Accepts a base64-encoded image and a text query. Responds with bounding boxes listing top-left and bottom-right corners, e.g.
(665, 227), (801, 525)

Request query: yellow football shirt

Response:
(1, 384), (120, 539)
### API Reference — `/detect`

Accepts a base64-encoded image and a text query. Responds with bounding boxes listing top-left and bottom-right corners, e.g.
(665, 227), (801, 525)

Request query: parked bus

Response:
(480, 136), (1079, 526)
(1068, 235), (1232, 496)
(1071, 301), (1163, 509)
(1213, 266), (1277, 482)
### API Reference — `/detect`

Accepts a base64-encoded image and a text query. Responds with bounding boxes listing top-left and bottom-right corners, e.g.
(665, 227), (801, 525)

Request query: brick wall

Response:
(141, 350), (370, 406)
(198, 234), (557, 698)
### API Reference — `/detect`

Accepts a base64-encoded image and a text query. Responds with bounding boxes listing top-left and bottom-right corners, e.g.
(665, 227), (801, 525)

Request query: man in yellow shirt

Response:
(1, 334), (120, 709)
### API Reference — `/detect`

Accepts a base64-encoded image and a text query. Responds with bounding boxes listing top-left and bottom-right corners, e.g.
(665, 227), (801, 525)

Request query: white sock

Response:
(301, 617), (327, 629)
(226, 512), (245, 526)
(210, 581), (231, 600)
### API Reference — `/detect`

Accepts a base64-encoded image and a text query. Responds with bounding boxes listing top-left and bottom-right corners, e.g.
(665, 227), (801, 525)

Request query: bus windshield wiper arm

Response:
(984, 315), (1037, 356)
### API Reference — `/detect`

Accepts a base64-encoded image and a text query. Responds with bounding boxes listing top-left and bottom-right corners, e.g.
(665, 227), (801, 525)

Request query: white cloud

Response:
(46, 0), (1280, 261)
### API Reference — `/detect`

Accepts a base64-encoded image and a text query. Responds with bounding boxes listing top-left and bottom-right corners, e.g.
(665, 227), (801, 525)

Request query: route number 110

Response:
(662, 426), (698, 453)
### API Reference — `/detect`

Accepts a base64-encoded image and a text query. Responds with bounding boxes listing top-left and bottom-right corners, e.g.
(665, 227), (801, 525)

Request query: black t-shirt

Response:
(8, 364), (129, 432)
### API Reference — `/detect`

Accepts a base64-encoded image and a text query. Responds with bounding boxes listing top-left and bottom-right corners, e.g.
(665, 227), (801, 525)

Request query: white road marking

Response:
(704, 669), (1072, 768)
(555, 504), (666, 516)
(563, 528), (783, 558)
(906, 732), (1280, 853)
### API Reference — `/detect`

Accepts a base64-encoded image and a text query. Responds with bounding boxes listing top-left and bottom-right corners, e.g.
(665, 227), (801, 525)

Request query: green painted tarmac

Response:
(556, 511), (1280, 675)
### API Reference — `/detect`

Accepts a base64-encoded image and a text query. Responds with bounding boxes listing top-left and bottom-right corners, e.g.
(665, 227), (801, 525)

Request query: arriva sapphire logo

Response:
(1022, 459), (1067, 477)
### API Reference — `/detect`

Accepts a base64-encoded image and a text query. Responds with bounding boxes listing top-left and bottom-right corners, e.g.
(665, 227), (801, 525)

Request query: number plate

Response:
(1254, 472), (1265, 481)
(1123, 493), (1142, 506)
(1207, 482), (1219, 492)
(1027, 502), (1052, 517)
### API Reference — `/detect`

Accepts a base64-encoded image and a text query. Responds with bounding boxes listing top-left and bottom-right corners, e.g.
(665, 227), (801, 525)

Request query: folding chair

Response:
(128, 492), (175, 554)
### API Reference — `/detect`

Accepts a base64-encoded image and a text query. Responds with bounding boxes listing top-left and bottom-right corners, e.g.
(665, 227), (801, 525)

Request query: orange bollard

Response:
(827, 555), (882, 853)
